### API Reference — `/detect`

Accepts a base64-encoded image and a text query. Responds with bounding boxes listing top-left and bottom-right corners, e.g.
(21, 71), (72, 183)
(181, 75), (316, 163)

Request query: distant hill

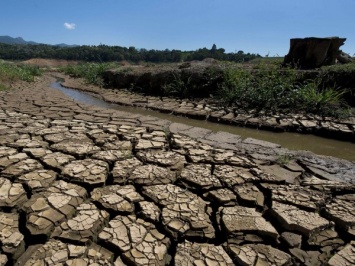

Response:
(0, 35), (78, 47)
(0, 36), (37, 45)
(55, 43), (79, 48)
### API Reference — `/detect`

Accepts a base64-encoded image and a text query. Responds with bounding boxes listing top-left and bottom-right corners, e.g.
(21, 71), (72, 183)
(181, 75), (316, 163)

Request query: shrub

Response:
(0, 61), (43, 89)
(217, 65), (299, 111)
(297, 79), (350, 117)
(60, 62), (119, 87)
(162, 72), (200, 98)
(216, 63), (350, 117)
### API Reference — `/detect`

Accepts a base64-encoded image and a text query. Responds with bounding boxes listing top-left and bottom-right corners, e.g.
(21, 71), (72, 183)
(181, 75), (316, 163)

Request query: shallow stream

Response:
(51, 82), (355, 161)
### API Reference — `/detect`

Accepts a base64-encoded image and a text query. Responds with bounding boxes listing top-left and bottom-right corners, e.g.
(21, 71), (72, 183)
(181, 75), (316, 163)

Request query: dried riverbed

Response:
(0, 73), (354, 265)
(62, 73), (355, 143)
(52, 81), (355, 161)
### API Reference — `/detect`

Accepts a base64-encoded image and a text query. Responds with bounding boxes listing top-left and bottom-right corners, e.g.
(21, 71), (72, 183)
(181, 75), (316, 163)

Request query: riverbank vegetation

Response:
(61, 62), (119, 87)
(60, 61), (353, 118)
(0, 60), (42, 90)
(216, 64), (351, 117)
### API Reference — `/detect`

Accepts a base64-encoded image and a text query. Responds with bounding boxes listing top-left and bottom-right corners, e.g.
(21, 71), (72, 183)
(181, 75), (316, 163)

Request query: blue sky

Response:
(1, 0), (355, 56)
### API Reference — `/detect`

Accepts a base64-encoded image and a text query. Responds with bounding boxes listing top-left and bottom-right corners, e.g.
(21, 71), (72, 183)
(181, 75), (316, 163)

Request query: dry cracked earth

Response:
(0, 74), (354, 265)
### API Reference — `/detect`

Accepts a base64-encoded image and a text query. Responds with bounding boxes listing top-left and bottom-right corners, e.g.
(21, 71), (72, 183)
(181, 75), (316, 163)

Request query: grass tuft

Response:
(0, 61), (43, 90)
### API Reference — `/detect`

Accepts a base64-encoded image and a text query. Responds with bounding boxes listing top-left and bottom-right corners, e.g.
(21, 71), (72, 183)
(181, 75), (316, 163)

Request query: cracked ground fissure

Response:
(0, 73), (354, 265)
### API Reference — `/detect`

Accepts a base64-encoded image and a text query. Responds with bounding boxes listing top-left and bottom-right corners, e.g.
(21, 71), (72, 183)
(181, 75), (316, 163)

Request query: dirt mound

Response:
(23, 58), (78, 67)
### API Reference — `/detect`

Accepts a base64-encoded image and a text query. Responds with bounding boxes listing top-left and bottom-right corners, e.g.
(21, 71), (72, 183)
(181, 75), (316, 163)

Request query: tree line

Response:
(0, 43), (260, 63)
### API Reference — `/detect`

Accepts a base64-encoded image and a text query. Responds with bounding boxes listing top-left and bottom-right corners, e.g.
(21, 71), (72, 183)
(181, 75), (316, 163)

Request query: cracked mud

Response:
(0, 74), (354, 265)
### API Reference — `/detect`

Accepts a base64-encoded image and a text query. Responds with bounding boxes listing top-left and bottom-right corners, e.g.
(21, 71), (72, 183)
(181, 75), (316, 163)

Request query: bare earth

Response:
(0, 73), (354, 265)
(23, 58), (78, 67)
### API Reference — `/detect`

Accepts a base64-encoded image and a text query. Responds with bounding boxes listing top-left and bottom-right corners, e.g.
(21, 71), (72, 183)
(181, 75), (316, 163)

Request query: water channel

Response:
(51, 82), (355, 161)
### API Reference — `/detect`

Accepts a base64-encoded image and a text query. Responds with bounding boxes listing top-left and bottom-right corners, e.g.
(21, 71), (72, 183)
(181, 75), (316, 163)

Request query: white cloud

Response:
(64, 22), (76, 30)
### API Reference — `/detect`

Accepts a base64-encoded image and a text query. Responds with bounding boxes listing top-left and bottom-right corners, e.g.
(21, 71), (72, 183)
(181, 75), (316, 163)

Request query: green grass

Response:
(0, 83), (7, 91)
(297, 80), (349, 113)
(320, 61), (355, 73)
(60, 62), (120, 87)
(247, 57), (284, 66)
(0, 61), (43, 90)
(162, 72), (199, 98)
(216, 64), (351, 117)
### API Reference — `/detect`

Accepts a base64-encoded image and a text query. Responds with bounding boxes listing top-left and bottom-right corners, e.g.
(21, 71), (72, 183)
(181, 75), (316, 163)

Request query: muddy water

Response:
(51, 82), (355, 161)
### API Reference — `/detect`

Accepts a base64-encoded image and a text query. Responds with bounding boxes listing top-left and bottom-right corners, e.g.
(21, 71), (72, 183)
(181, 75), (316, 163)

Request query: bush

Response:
(162, 72), (202, 98)
(60, 62), (119, 87)
(217, 65), (299, 111)
(216, 64), (350, 117)
(297, 79), (350, 117)
(0, 61), (43, 89)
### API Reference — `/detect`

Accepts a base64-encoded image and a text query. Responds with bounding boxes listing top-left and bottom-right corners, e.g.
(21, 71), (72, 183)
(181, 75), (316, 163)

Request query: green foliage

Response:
(276, 154), (292, 165)
(60, 62), (117, 87)
(218, 65), (299, 110)
(0, 83), (7, 91)
(217, 64), (350, 117)
(0, 43), (260, 63)
(0, 61), (43, 89)
(162, 72), (197, 98)
(248, 57), (284, 66)
(320, 61), (355, 73)
(217, 66), (253, 106)
(297, 80), (350, 116)
(162, 71), (204, 98)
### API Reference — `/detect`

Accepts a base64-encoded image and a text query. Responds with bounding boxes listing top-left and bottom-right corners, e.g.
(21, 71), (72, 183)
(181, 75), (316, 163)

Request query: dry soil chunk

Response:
(180, 164), (222, 190)
(41, 151), (75, 170)
(52, 202), (109, 243)
(0, 147), (17, 159)
(22, 180), (87, 235)
(271, 201), (330, 236)
(138, 201), (161, 223)
(325, 197), (355, 236)
(136, 150), (186, 169)
(0, 255), (7, 266)
(99, 214), (171, 265)
(21, 239), (114, 266)
(142, 184), (215, 240)
(17, 169), (57, 192)
(129, 164), (177, 185)
(51, 139), (101, 157)
(62, 159), (109, 186)
(174, 240), (233, 266)
(92, 149), (133, 162)
(0, 177), (27, 208)
(0, 151), (28, 170)
(22, 147), (52, 159)
(112, 158), (143, 184)
(262, 184), (326, 211)
(219, 206), (278, 240)
(1, 158), (42, 178)
(0, 212), (24, 259)
(301, 175), (354, 192)
(44, 132), (90, 143)
(135, 138), (166, 150)
(228, 244), (292, 266)
(328, 241), (355, 266)
(214, 165), (257, 187)
(233, 184), (264, 207)
(91, 185), (143, 213)
(203, 188), (237, 206)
